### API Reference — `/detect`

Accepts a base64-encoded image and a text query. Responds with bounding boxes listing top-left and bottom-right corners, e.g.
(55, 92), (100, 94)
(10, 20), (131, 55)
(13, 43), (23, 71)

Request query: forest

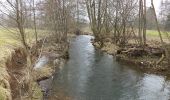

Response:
(0, 0), (170, 100)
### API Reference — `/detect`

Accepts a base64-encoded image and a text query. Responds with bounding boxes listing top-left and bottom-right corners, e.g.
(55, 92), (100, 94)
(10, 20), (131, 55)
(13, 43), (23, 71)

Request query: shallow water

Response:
(34, 56), (49, 69)
(48, 35), (170, 100)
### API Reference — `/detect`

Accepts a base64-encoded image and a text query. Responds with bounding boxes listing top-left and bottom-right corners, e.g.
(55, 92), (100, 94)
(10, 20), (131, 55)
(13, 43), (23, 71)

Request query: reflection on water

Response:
(48, 35), (170, 100)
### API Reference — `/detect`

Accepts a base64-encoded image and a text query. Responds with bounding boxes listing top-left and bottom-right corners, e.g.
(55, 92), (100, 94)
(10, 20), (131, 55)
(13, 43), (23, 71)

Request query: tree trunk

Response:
(151, 0), (170, 66)
(143, 0), (146, 45)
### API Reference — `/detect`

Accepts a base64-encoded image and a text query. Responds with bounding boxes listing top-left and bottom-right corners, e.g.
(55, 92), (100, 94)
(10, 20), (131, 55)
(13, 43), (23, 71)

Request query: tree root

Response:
(156, 54), (165, 65)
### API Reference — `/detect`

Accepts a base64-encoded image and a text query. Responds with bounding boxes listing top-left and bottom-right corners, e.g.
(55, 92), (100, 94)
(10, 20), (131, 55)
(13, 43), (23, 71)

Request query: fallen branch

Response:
(156, 54), (165, 65)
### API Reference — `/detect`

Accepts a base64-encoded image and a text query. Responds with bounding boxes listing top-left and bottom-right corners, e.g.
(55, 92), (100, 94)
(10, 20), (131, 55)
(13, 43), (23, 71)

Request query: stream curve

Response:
(48, 35), (170, 100)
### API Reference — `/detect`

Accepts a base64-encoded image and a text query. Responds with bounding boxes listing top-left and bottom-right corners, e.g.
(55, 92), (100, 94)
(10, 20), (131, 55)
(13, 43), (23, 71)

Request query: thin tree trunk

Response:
(151, 0), (170, 66)
(114, 0), (118, 43)
(151, 0), (163, 43)
(143, 0), (146, 45)
(139, 0), (142, 45)
(33, 0), (38, 47)
(16, 0), (33, 99)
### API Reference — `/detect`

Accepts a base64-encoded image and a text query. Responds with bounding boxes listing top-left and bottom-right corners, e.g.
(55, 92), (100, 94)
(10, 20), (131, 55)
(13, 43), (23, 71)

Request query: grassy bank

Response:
(0, 27), (74, 99)
(0, 28), (46, 100)
(92, 30), (170, 75)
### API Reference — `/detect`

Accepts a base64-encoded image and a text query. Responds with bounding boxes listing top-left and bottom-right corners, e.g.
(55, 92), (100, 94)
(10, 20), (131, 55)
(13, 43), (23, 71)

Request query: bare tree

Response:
(151, 0), (170, 66)
(0, 0), (39, 99)
(138, 0), (147, 46)
(109, 0), (138, 45)
(33, 0), (38, 48)
(143, 0), (146, 45)
(85, 0), (108, 46)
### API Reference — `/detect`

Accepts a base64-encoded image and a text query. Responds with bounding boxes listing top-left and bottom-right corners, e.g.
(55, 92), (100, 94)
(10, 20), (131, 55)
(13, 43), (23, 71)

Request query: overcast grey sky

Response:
(147, 0), (161, 13)
(0, 0), (162, 14)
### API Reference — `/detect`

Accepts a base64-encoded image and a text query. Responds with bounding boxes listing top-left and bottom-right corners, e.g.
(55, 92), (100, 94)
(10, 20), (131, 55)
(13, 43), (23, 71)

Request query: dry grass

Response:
(0, 28), (46, 100)
(0, 28), (49, 46)
(81, 26), (92, 33)
(0, 46), (16, 100)
(0, 86), (11, 100)
(33, 66), (54, 81)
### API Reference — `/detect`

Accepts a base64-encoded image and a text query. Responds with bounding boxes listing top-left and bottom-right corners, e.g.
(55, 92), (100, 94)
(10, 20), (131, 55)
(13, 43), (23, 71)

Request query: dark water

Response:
(49, 35), (170, 100)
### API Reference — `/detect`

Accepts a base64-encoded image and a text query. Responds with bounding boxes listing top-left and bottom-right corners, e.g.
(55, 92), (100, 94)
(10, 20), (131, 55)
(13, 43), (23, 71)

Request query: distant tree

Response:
(139, 0), (147, 46)
(110, 0), (138, 45)
(85, 0), (107, 46)
(165, 14), (170, 31)
(159, 0), (170, 30)
(146, 7), (156, 29)
(85, 0), (138, 47)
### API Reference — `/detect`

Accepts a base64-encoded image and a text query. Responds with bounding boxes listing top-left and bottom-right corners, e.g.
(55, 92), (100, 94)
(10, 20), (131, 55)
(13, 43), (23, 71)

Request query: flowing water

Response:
(48, 35), (170, 100)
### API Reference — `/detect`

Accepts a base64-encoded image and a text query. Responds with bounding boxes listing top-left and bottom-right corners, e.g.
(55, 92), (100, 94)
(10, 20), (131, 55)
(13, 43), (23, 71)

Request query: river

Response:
(48, 35), (170, 100)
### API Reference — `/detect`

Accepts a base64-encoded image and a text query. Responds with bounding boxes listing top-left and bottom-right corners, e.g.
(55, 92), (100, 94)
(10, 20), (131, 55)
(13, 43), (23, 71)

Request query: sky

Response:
(146, 0), (161, 13)
(0, 0), (163, 14)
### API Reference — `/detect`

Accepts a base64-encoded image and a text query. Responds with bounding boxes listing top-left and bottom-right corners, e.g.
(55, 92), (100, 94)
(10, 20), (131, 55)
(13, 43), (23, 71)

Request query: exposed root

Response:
(156, 54), (165, 65)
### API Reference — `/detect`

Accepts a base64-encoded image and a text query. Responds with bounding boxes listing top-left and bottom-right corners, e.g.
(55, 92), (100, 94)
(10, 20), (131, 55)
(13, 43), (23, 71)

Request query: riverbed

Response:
(48, 35), (170, 100)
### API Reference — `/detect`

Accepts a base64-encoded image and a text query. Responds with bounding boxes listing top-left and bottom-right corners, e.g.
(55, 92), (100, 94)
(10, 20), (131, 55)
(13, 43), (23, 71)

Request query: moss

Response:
(32, 82), (43, 100)
(21, 82), (43, 100)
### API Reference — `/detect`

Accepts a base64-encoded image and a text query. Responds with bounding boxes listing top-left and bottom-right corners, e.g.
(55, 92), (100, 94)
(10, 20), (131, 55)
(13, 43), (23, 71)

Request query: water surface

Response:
(49, 35), (170, 100)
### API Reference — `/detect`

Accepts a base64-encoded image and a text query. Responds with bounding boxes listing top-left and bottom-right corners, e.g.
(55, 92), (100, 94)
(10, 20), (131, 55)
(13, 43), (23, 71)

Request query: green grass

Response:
(0, 28), (49, 46)
(0, 86), (10, 100)
(146, 30), (160, 37)
(146, 30), (170, 40)
(81, 26), (163, 35)
(81, 25), (170, 39)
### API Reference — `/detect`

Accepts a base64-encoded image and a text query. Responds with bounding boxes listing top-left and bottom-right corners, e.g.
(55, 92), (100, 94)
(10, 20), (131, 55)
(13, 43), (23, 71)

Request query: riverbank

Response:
(45, 35), (170, 100)
(33, 34), (74, 98)
(0, 46), (43, 100)
(0, 33), (75, 100)
(92, 38), (170, 76)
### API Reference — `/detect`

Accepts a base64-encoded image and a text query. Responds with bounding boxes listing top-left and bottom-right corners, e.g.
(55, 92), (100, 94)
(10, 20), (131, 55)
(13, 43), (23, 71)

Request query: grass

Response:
(32, 82), (43, 100)
(0, 27), (168, 99)
(0, 28), (47, 100)
(0, 86), (10, 100)
(146, 30), (160, 37)
(146, 30), (170, 38)
(0, 28), (49, 46)
(0, 28), (47, 67)
(81, 25), (170, 39)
